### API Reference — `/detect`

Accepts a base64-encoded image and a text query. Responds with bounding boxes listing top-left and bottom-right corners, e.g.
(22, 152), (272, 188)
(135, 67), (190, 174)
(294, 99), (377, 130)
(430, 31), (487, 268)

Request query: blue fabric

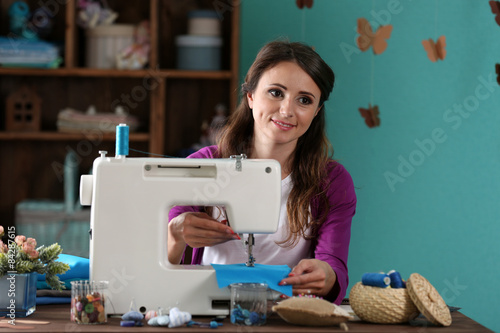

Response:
(36, 296), (71, 305)
(37, 254), (89, 282)
(211, 263), (292, 296)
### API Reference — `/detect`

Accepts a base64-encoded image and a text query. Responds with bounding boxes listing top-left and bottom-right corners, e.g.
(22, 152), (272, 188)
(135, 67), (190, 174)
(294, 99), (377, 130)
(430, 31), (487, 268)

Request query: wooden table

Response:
(0, 304), (493, 332)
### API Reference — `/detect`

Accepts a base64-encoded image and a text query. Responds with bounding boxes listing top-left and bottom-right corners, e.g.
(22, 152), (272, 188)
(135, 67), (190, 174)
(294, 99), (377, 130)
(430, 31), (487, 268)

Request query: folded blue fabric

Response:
(36, 296), (71, 305)
(37, 254), (89, 282)
(211, 263), (292, 296)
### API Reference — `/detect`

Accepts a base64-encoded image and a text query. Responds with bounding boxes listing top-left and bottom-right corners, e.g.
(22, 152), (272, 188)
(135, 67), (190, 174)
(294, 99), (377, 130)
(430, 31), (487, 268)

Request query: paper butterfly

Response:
(496, 63), (500, 85)
(356, 18), (393, 55)
(359, 105), (380, 128)
(422, 36), (447, 62)
(490, 1), (500, 26)
(296, 0), (313, 9)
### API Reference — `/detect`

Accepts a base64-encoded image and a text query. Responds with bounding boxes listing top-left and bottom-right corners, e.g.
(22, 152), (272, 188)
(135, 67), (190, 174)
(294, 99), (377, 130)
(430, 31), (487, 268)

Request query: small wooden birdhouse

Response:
(6, 85), (42, 132)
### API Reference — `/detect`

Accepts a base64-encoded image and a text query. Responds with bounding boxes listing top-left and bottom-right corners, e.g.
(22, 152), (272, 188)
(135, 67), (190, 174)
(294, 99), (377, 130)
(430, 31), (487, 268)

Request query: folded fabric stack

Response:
(57, 107), (140, 133)
(0, 36), (62, 68)
(36, 254), (89, 305)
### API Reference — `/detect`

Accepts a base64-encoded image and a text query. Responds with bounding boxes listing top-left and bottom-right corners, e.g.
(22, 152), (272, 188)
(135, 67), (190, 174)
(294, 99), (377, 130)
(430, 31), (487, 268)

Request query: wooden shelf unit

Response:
(0, 0), (240, 227)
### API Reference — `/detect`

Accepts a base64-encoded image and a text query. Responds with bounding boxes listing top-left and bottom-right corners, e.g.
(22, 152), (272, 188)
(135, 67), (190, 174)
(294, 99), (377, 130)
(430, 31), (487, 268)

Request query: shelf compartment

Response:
(0, 76), (152, 132)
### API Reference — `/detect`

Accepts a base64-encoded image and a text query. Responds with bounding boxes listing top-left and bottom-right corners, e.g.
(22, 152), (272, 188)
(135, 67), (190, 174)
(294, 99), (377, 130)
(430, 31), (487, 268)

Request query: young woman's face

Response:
(247, 61), (322, 149)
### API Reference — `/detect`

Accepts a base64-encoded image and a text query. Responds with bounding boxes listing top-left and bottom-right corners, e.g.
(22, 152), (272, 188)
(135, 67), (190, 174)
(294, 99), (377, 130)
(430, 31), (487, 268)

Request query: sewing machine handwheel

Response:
(80, 175), (93, 205)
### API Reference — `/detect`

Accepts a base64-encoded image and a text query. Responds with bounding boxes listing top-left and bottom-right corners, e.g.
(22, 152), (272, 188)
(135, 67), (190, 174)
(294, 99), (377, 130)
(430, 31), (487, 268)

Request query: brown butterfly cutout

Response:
(490, 1), (500, 26)
(296, 0), (313, 9)
(422, 36), (447, 62)
(359, 105), (380, 128)
(496, 63), (500, 85)
(356, 18), (393, 55)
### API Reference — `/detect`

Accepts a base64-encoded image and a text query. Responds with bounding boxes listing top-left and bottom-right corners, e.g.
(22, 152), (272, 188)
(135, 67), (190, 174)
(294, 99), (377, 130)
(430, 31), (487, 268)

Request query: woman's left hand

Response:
(279, 259), (336, 297)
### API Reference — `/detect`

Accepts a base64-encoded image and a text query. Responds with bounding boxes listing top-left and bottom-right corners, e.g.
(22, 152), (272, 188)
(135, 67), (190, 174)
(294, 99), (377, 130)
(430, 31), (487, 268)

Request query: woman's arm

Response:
(167, 146), (221, 264)
(167, 209), (240, 264)
(278, 163), (356, 304)
(313, 163), (357, 304)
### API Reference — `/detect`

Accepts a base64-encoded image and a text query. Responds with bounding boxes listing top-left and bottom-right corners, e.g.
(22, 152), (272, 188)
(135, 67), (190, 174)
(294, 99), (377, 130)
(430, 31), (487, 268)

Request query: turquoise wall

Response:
(240, 0), (500, 331)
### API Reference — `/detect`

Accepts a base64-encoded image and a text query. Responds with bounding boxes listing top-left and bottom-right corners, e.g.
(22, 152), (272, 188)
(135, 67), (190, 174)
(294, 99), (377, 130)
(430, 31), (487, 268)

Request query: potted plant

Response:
(0, 225), (70, 318)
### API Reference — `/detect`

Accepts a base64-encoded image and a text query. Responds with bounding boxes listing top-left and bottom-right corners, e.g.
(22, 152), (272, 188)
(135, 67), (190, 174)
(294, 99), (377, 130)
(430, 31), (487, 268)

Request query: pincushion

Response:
(272, 297), (352, 328)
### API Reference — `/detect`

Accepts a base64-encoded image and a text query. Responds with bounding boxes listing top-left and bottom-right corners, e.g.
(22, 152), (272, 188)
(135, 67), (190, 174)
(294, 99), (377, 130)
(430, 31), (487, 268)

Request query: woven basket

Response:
(350, 282), (419, 324)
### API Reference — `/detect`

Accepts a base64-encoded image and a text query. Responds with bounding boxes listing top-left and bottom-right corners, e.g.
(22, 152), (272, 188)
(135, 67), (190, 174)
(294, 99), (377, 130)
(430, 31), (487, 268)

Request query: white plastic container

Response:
(188, 10), (220, 36)
(175, 35), (222, 71)
(86, 24), (135, 69)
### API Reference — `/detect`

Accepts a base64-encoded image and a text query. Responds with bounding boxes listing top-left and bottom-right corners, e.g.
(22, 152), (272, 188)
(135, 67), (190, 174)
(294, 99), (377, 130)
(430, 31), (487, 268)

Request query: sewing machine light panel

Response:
(81, 153), (281, 315)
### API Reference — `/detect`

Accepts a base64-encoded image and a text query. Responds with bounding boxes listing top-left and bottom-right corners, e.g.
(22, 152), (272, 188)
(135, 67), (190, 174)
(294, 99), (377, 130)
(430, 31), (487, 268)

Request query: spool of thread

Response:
(361, 273), (390, 288)
(31, 7), (53, 38)
(9, 1), (30, 36)
(8, 1), (30, 17)
(388, 270), (405, 288)
(115, 123), (129, 156)
(64, 150), (78, 213)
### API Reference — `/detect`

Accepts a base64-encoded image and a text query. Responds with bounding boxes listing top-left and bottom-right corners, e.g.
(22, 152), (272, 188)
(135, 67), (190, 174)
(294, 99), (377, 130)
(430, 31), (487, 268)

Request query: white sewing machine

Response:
(80, 150), (281, 315)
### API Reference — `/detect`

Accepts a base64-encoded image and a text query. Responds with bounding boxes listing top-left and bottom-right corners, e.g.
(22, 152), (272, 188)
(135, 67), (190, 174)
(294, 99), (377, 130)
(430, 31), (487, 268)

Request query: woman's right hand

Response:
(167, 212), (239, 264)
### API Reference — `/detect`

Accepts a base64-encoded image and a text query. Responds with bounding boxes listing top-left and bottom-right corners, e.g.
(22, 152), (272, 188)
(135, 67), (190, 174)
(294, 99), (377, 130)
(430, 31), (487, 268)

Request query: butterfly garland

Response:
(355, 18), (390, 128)
(351, 2), (500, 126)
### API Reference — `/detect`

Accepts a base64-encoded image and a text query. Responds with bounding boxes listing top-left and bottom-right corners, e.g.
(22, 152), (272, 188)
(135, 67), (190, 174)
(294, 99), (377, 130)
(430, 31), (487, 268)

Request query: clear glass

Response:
(70, 280), (108, 324)
(230, 283), (268, 326)
(0, 272), (37, 318)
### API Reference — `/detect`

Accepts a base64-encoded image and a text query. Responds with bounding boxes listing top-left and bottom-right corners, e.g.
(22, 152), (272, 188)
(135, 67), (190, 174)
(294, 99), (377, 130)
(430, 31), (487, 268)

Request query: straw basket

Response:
(349, 282), (419, 324)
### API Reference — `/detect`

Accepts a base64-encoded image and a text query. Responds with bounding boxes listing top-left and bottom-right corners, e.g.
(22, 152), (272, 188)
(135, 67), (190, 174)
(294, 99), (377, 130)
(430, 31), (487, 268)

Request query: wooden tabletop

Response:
(0, 304), (493, 332)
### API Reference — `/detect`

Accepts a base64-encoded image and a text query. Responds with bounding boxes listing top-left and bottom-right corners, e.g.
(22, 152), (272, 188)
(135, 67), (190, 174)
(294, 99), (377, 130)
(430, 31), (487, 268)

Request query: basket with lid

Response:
(350, 273), (452, 326)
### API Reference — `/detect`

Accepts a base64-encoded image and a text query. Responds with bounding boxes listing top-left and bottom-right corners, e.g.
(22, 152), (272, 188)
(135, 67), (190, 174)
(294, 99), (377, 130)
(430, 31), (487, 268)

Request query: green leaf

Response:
(47, 261), (70, 275)
(16, 261), (35, 274)
(38, 243), (62, 264)
(45, 274), (65, 291)
(0, 253), (8, 277)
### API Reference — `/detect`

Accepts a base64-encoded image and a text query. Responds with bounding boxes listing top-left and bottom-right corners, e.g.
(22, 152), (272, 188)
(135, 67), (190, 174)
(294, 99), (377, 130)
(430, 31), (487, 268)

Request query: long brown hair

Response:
(217, 40), (335, 247)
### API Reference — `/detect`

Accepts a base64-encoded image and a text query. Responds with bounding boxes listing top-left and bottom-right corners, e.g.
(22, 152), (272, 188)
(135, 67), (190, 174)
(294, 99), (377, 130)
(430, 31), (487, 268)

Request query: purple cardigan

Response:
(168, 146), (356, 305)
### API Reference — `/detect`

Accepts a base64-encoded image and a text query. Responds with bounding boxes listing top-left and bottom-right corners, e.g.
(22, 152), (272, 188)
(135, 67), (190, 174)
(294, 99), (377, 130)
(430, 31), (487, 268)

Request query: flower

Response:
(0, 226), (6, 254)
(0, 225), (69, 290)
(22, 238), (39, 260)
(15, 235), (26, 246)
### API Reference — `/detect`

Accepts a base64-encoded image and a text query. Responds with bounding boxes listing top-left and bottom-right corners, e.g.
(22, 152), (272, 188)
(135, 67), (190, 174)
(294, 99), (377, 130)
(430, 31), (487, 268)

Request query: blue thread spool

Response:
(8, 1), (29, 17)
(9, 1), (30, 36)
(116, 123), (129, 156)
(388, 270), (405, 288)
(361, 273), (390, 288)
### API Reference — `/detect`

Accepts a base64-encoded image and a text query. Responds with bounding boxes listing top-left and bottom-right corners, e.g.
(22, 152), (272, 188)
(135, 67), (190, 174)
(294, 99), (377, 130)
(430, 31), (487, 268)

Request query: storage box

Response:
(188, 10), (221, 36)
(175, 35), (222, 70)
(15, 200), (91, 258)
(86, 24), (135, 69)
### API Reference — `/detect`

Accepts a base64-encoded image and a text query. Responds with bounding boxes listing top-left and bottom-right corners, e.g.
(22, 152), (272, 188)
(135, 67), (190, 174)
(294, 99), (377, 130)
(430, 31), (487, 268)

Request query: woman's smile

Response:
(272, 119), (296, 130)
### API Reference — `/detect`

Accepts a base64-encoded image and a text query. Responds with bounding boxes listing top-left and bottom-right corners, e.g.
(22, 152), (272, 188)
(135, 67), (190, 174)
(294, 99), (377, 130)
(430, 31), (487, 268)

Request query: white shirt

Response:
(201, 174), (312, 268)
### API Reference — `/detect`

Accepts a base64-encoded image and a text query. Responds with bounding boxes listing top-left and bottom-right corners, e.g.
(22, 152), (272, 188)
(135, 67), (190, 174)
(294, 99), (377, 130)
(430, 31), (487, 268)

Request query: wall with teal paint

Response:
(240, 0), (500, 331)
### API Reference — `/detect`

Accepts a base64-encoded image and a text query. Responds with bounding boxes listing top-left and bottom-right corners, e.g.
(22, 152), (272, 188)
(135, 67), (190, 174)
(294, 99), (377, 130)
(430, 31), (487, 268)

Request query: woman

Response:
(168, 40), (356, 305)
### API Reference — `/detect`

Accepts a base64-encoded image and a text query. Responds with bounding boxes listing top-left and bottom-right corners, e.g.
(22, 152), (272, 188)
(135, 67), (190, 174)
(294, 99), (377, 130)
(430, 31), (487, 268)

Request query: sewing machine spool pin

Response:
(245, 233), (255, 267)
